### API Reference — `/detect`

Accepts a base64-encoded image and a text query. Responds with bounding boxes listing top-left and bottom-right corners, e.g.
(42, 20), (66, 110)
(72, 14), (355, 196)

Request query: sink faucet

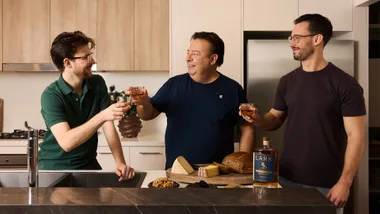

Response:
(25, 121), (38, 187)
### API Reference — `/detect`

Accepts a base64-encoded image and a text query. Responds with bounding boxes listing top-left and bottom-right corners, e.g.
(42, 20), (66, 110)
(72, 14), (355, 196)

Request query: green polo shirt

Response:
(39, 74), (110, 170)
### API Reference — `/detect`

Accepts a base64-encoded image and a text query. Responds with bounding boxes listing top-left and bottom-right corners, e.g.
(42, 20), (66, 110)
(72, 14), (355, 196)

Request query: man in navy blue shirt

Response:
(127, 32), (254, 169)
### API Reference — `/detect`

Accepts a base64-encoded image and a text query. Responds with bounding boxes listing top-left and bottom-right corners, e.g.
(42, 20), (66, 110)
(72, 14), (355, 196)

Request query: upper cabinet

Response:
(244, 0), (353, 31)
(135, 0), (169, 71)
(50, 0), (97, 59)
(3, 0), (50, 63)
(170, 0), (243, 85)
(0, 0), (2, 71)
(244, 0), (298, 31)
(97, 0), (135, 71)
(299, 0), (353, 31)
(97, 0), (169, 71)
(1, 0), (169, 71)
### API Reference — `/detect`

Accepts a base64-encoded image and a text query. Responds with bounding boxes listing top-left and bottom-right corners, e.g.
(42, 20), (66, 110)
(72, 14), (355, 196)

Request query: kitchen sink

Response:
(53, 172), (147, 188)
(0, 172), (147, 188)
(0, 172), (68, 187)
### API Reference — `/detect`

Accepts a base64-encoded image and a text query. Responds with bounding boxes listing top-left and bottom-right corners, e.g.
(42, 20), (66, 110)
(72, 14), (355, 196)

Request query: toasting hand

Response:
(239, 103), (260, 123)
(124, 87), (149, 105)
(102, 102), (131, 121)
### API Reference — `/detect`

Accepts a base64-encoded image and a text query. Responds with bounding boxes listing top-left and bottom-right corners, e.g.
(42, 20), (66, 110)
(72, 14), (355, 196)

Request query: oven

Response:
(0, 154), (27, 168)
(0, 129), (45, 169)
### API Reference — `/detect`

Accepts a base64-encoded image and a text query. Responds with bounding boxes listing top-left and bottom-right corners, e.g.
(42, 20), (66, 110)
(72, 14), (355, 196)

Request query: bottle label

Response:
(253, 153), (275, 182)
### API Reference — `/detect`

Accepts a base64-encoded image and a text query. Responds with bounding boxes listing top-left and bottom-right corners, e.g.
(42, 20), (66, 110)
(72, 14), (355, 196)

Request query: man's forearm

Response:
(256, 112), (283, 131)
(137, 101), (160, 120)
(239, 124), (255, 153)
(103, 121), (126, 165)
(338, 135), (364, 186)
(57, 113), (105, 152)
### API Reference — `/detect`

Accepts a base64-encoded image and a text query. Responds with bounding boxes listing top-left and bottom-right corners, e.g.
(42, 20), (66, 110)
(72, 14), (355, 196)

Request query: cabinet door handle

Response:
(99, 152), (113, 155)
(139, 152), (162, 155)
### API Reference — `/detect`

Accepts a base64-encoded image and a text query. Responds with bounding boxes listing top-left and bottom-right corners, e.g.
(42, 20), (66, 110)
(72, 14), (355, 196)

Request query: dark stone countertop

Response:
(0, 187), (336, 214)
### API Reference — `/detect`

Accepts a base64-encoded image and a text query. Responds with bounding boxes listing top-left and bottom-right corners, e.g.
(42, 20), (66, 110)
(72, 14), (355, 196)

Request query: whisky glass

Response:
(240, 103), (255, 117)
(129, 86), (145, 99)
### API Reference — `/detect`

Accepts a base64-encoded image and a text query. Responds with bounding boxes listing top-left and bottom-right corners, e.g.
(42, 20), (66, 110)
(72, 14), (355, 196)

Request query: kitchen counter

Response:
(0, 132), (165, 147)
(0, 170), (336, 214)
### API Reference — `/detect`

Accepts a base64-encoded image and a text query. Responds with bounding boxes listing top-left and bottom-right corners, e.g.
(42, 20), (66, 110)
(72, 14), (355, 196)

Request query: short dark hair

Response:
(191, 31), (224, 67)
(50, 31), (95, 72)
(294, 14), (333, 47)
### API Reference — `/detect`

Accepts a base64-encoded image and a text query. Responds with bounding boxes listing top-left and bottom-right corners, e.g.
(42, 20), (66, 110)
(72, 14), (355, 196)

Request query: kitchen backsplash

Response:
(0, 71), (169, 135)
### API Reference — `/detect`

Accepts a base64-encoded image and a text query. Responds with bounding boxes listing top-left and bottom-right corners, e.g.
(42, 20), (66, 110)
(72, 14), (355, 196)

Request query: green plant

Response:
(108, 85), (137, 116)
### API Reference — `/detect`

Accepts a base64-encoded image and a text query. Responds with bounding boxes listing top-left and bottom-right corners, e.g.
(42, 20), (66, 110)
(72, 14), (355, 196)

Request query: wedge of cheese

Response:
(171, 156), (194, 174)
(198, 165), (220, 178)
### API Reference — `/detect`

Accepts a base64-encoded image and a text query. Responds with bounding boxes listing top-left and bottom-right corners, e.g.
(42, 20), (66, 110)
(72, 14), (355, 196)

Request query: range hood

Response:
(2, 63), (97, 72)
(2, 63), (58, 72)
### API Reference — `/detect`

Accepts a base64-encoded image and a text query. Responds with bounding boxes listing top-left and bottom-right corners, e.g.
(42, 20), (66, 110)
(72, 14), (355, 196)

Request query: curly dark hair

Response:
(50, 31), (95, 72)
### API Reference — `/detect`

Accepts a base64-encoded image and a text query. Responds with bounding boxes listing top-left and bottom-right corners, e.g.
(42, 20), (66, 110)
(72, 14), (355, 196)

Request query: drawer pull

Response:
(139, 152), (162, 155)
(98, 152), (113, 155)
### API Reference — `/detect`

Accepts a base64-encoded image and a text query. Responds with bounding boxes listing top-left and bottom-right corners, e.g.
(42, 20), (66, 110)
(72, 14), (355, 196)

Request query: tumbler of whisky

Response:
(240, 103), (255, 117)
(130, 86), (145, 99)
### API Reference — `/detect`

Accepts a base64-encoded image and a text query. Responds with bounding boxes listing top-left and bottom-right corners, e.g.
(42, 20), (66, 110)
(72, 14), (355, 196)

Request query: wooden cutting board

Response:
(166, 168), (253, 185)
(0, 98), (3, 133)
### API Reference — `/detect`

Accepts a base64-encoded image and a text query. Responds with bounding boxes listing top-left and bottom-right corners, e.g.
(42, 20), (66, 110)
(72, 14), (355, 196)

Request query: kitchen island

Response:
(0, 170), (336, 214)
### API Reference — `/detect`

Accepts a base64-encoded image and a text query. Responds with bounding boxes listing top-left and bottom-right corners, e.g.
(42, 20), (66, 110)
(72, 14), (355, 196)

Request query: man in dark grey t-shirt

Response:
(240, 14), (366, 211)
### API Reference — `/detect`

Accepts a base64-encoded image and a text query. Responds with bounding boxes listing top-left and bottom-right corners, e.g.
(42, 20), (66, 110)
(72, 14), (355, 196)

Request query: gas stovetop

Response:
(0, 129), (46, 139)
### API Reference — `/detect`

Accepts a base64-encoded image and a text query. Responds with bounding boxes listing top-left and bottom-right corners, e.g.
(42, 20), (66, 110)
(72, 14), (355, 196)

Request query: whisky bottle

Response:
(253, 136), (279, 188)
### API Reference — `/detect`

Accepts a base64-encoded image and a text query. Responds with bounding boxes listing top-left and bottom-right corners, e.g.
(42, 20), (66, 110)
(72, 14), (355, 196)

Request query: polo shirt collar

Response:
(58, 74), (93, 95)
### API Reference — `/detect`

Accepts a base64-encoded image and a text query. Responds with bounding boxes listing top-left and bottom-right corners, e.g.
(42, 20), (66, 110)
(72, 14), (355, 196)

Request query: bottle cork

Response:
(263, 136), (270, 146)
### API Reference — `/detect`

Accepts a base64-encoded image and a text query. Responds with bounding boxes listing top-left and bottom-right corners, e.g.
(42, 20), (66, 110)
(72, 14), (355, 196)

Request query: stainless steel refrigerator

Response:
(245, 39), (355, 155)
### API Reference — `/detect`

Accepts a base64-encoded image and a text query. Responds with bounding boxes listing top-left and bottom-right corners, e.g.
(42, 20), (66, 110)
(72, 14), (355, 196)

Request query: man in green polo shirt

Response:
(39, 31), (135, 181)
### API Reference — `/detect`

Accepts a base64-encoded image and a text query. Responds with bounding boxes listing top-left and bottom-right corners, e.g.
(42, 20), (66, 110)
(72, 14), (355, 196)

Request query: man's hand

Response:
(125, 87), (150, 106)
(326, 182), (350, 208)
(102, 102), (131, 121)
(239, 103), (261, 123)
(115, 163), (135, 181)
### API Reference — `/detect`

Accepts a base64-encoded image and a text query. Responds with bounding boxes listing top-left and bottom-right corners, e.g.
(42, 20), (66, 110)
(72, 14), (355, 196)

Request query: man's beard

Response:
(74, 66), (93, 79)
(83, 66), (93, 79)
(293, 44), (314, 61)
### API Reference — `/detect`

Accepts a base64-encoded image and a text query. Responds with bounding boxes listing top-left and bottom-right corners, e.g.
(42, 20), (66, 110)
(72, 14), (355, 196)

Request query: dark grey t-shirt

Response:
(274, 62), (366, 188)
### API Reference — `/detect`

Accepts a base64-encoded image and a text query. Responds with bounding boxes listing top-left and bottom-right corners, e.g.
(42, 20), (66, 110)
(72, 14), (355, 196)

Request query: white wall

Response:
(0, 71), (168, 134)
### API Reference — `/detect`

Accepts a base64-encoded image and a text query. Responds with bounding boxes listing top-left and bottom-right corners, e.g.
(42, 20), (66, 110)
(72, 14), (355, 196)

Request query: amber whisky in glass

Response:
(253, 136), (279, 188)
(130, 86), (145, 99)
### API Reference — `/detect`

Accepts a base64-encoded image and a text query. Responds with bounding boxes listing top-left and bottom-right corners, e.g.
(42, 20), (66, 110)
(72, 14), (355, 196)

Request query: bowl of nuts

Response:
(148, 177), (180, 188)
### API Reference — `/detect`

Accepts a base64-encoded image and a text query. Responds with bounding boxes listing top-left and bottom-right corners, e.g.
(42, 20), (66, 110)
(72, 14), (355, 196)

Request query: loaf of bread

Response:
(213, 152), (253, 174)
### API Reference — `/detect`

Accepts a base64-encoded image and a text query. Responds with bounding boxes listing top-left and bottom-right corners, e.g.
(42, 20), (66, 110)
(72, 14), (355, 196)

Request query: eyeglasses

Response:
(70, 53), (94, 62)
(288, 34), (316, 43)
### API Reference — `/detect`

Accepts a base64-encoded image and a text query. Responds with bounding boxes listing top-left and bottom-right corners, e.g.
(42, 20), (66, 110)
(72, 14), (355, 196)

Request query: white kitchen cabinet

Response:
(129, 146), (165, 170)
(354, 0), (374, 6)
(170, 0), (243, 85)
(243, 0), (298, 31)
(299, 0), (353, 31)
(244, 0), (353, 32)
(97, 146), (130, 171)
